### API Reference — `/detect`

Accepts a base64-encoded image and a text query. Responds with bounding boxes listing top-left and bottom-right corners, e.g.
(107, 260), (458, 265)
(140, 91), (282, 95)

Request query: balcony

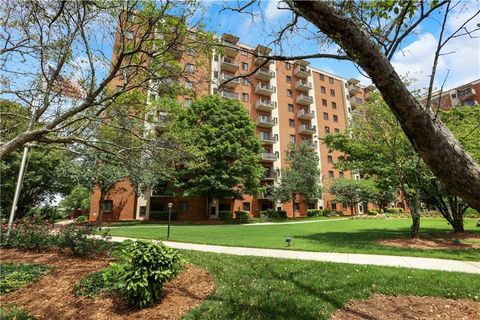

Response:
(221, 73), (239, 88)
(262, 170), (277, 180)
(348, 83), (362, 95)
(255, 68), (275, 81)
(297, 109), (315, 120)
(296, 93), (314, 106)
(255, 99), (277, 112)
(299, 124), (317, 135)
(258, 133), (276, 145)
(458, 87), (476, 100)
(222, 33), (239, 57)
(221, 57), (239, 72)
(295, 79), (312, 92)
(220, 90), (239, 100)
(255, 83), (276, 96)
(294, 65), (311, 78)
(256, 116), (275, 128)
(262, 152), (277, 162)
(254, 44), (273, 66)
(306, 140), (318, 150)
(350, 97), (364, 106)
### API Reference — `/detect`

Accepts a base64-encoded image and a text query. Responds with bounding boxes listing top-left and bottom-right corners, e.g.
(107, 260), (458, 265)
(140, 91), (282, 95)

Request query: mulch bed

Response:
(376, 232), (480, 250)
(330, 294), (480, 320)
(0, 249), (215, 319)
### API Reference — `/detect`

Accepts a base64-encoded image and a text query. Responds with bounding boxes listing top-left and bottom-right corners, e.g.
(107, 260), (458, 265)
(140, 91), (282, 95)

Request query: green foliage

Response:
(368, 210), (379, 216)
(112, 240), (183, 308)
(329, 178), (378, 213)
(56, 223), (111, 256)
(464, 208), (480, 218)
(0, 304), (34, 320)
(59, 187), (91, 213)
(149, 211), (177, 220)
(1, 218), (55, 251)
(76, 215), (88, 222)
(306, 209), (340, 217)
(73, 267), (118, 298)
(219, 210), (233, 221)
(0, 263), (52, 294)
(259, 209), (287, 219)
(385, 208), (404, 214)
(269, 142), (322, 215)
(175, 95), (264, 202)
(235, 210), (252, 222)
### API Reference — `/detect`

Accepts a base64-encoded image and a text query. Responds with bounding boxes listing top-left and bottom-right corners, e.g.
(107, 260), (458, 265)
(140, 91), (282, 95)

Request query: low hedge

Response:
(465, 208), (480, 218)
(307, 209), (341, 217)
(385, 207), (404, 214)
(149, 211), (177, 220)
(367, 209), (379, 216)
(219, 211), (233, 221)
(235, 210), (252, 222)
(259, 209), (287, 220)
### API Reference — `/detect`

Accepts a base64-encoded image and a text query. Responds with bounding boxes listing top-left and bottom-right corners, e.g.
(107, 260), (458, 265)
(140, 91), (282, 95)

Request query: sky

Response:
(197, 0), (480, 92)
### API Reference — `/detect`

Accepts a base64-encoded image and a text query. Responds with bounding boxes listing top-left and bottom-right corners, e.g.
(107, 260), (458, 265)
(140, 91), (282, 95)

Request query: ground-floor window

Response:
(179, 201), (188, 213)
(294, 203), (300, 211)
(219, 203), (231, 211)
(101, 200), (113, 213)
(242, 202), (251, 212)
(139, 206), (146, 217)
(331, 202), (337, 210)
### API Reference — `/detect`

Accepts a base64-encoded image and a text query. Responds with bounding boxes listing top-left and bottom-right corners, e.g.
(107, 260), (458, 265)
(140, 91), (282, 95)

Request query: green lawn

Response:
(0, 263), (52, 294)
(181, 250), (480, 320)
(106, 218), (480, 261)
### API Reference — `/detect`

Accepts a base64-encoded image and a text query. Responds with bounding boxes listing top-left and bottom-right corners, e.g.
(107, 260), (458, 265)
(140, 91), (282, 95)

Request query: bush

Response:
(367, 209), (379, 216)
(235, 210), (252, 222)
(56, 223), (111, 257)
(259, 209), (287, 219)
(112, 240), (183, 308)
(76, 215), (88, 222)
(307, 209), (339, 217)
(307, 209), (322, 217)
(1, 218), (55, 251)
(464, 208), (480, 218)
(385, 207), (404, 214)
(219, 210), (233, 221)
(73, 267), (118, 298)
(149, 210), (177, 220)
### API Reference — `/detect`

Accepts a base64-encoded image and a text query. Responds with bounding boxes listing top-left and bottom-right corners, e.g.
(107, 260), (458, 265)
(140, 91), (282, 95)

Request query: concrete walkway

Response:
(109, 236), (480, 274)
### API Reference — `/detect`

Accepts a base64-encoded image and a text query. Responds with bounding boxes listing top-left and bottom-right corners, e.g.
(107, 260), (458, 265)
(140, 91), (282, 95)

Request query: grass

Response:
(0, 263), (52, 294)
(106, 217), (480, 261)
(0, 304), (34, 320)
(181, 250), (480, 320)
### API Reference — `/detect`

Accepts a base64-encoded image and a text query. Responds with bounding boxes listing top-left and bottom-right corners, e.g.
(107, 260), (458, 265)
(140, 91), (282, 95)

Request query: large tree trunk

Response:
(451, 214), (464, 233)
(289, 1), (480, 212)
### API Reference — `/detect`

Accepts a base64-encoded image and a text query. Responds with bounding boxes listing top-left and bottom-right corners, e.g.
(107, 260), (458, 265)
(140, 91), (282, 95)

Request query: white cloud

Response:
(264, 0), (289, 20)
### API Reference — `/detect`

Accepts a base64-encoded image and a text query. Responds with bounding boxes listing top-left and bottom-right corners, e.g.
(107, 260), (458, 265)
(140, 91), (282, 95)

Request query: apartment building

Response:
(419, 79), (480, 110)
(89, 32), (371, 221)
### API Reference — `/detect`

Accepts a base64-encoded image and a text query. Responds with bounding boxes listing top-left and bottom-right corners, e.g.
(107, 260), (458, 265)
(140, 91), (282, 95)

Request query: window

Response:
(274, 134), (278, 141)
(184, 98), (193, 108)
(242, 78), (249, 85)
(319, 73), (325, 81)
(324, 126), (330, 134)
(285, 62), (292, 70)
(339, 171), (344, 178)
(327, 155), (333, 164)
(332, 102), (337, 109)
(328, 171), (334, 178)
(213, 71), (219, 79)
(214, 55), (219, 62)
(322, 99), (327, 106)
(329, 77), (334, 84)
(323, 112), (329, 120)
(290, 134), (296, 143)
(139, 206), (146, 217)
(286, 76), (292, 83)
(186, 63), (195, 74)
(294, 203), (300, 211)
(451, 93), (457, 99)
(242, 93), (249, 102)
(321, 86), (326, 94)
(331, 202), (337, 210)
(287, 89), (293, 97)
(243, 202), (251, 212)
(179, 201), (188, 213)
(116, 85), (123, 93)
(241, 62), (249, 71)
(330, 89), (335, 96)
(288, 104), (294, 112)
(289, 119), (295, 127)
(333, 115), (338, 122)
(334, 128), (340, 133)
(101, 200), (113, 213)
(275, 151), (279, 159)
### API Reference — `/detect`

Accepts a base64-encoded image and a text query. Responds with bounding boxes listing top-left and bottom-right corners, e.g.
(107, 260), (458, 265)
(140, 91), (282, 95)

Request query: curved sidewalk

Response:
(109, 236), (480, 274)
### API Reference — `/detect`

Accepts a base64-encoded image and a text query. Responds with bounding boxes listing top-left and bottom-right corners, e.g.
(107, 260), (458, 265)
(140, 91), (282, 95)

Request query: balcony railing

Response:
(297, 109), (315, 120)
(220, 90), (239, 100)
(295, 79), (312, 92)
(262, 152), (277, 162)
(256, 116), (275, 128)
(262, 170), (277, 180)
(221, 73), (239, 88)
(255, 99), (277, 112)
(294, 65), (311, 78)
(255, 68), (275, 81)
(255, 83), (276, 96)
(350, 97), (364, 106)
(299, 124), (316, 135)
(296, 93), (314, 105)
(348, 83), (362, 95)
(258, 133), (276, 144)
(222, 40), (239, 57)
(221, 56), (239, 72)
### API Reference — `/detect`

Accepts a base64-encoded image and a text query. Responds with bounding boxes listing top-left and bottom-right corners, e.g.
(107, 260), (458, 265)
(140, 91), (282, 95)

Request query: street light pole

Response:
(167, 202), (173, 240)
(7, 147), (29, 236)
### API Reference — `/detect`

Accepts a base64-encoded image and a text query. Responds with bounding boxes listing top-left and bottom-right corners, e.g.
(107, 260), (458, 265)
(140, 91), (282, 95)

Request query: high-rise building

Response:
(419, 79), (480, 110)
(89, 33), (373, 221)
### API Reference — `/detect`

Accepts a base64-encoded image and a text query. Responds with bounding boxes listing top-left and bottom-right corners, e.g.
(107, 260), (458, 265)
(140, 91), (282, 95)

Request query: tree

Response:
(329, 178), (377, 215)
(0, 0), (215, 159)
(59, 186), (91, 214)
(226, 0), (480, 212)
(269, 142), (321, 218)
(175, 95), (264, 216)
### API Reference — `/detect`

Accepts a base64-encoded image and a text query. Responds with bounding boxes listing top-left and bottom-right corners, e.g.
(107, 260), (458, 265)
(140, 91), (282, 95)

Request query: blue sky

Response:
(197, 0), (480, 91)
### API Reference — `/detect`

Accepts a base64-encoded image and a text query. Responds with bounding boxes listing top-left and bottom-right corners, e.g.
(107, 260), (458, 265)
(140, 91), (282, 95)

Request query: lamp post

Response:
(167, 202), (173, 240)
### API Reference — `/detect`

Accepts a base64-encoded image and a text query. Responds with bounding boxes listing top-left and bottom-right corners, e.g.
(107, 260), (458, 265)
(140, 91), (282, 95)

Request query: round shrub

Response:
(76, 215), (88, 222)
(259, 209), (287, 219)
(219, 211), (233, 221)
(113, 240), (183, 308)
(56, 223), (111, 257)
(0, 218), (55, 251)
(385, 207), (404, 214)
(235, 210), (251, 222)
